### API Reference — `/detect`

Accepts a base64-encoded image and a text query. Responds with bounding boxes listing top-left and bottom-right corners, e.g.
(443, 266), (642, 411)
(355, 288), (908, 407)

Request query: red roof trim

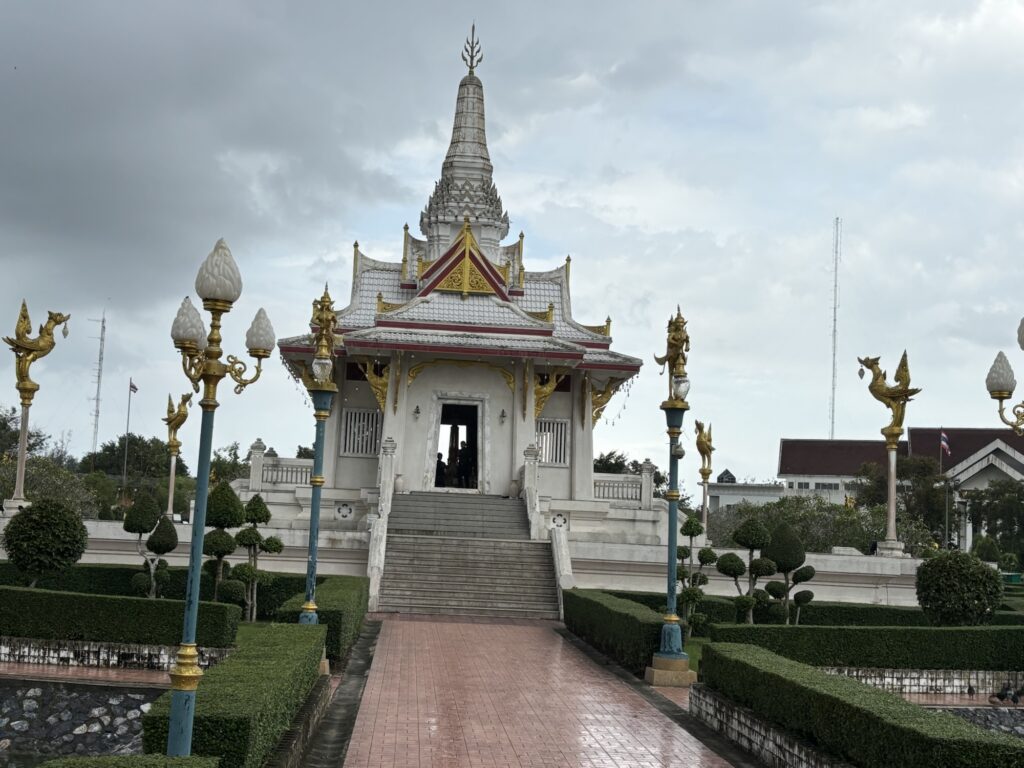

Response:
(375, 319), (552, 337)
(343, 338), (582, 360)
(580, 340), (611, 350)
(579, 362), (641, 373)
(418, 233), (510, 301)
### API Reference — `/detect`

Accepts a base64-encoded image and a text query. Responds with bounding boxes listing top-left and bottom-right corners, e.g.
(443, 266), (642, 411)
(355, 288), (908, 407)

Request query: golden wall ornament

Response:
(695, 420), (714, 481)
(163, 393), (193, 456)
(534, 369), (567, 419)
(590, 378), (622, 425)
(4, 301), (70, 405)
(358, 359), (390, 413)
(858, 351), (921, 444)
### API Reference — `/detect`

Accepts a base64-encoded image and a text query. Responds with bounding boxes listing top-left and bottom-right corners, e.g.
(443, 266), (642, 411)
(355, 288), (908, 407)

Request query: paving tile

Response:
(343, 619), (736, 768)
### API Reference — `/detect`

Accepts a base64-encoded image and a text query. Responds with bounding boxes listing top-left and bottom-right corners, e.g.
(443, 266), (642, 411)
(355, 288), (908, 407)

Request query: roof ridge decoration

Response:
(462, 23), (482, 76)
(419, 218), (510, 300)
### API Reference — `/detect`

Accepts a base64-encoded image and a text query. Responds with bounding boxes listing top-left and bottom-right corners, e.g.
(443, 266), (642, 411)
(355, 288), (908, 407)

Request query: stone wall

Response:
(825, 667), (1024, 695)
(944, 707), (1024, 739)
(0, 682), (159, 760)
(0, 636), (229, 671)
(688, 684), (853, 768)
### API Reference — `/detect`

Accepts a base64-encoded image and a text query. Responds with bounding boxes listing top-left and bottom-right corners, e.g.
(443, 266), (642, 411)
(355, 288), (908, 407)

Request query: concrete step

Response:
(374, 601), (560, 621)
(379, 588), (558, 605)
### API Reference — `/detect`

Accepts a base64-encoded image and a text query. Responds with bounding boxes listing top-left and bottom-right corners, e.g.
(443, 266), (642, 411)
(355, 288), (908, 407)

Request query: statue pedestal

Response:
(2, 497), (29, 516)
(875, 539), (905, 558)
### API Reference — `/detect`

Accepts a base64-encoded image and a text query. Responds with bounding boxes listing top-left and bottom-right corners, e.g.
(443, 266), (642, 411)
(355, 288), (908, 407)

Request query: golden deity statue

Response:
(858, 351), (921, 440)
(311, 284), (337, 359)
(654, 307), (689, 376)
(695, 420), (714, 480)
(4, 301), (70, 405)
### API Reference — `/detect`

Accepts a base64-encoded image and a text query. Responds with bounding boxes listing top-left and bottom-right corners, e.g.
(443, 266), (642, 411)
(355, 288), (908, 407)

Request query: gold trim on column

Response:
(168, 643), (203, 692)
(310, 475), (325, 487)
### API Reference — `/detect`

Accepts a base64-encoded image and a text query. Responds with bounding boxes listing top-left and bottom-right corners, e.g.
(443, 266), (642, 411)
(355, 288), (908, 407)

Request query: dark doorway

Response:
(437, 403), (479, 489)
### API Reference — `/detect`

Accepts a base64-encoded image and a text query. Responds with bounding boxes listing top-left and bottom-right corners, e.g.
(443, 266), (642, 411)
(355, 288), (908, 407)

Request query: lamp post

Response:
(165, 239), (275, 756)
(162, 393), (192, 518)
(644, 307), (697, 687)
(297, 285), (338, 625)
(3, 301), (69, 512)
(857, 352), (921, 557)
(986, 346), (1024, 435)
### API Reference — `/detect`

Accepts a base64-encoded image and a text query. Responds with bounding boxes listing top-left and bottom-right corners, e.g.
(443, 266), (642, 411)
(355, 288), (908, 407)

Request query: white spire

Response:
(421, 26), (509, 258)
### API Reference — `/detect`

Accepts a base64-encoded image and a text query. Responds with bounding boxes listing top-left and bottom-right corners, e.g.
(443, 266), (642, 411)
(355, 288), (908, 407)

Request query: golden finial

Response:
(462, 23), (482, 75)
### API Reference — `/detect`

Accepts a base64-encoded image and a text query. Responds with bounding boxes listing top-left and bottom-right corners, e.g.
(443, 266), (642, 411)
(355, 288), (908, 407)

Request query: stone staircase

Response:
(377, 492), (560, 620)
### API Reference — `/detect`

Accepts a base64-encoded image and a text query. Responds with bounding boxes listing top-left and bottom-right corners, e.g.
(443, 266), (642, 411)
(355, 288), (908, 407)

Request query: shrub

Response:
(276, 575), (369, 662)
(218, 579), (247, 607)
(1000, 552), (1021, 573)
(793, 589), (814, 624)
(702, 643), (1024, 767)
(715, 553), (746, 593)
(143, 623), (326, 768)
(562, 589), (661, 675)
(1, 498), (88, 585)
(973, 536), (1001, 563)
(123, 493), (160, 536)
(234, 494), (283, 621)
(706, 624), (1024, 670)
(204, 482), (244, 601)
(917, 550), (1003, 626)
(603, 590), (737, 632)
(0, 586), (240, 647)
(41, 758), (220, 767)
(733, 519), (772, 624)
(763, 522), (811, 624)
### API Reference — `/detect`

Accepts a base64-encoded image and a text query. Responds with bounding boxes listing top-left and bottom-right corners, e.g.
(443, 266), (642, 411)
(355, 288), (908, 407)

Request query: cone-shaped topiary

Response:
(244, 493), (271, 526)
(207, 482), (245, 529)
(763, 523), (810, 624)
(204, 528), (237, 601)
(972, 536), (1001, 564)
(122, 493), (160, 535)
(147, 516), (178, 556)
(0, 498), (88, 586)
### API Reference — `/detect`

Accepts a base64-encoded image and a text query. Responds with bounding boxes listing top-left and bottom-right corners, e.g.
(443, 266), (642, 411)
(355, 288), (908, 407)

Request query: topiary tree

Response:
(916, 550), (1003, 626)
(0, 498), (88, 586)
(233, 494), (284, 621)
(123, 492), (177, 598)
(1000, 552), (1020, 573)
(763, 522), (815, 624)
(145, 516), (178, 597)
(793, 589), (814, 625)
(716, 552), (746, 594)
(203, 482), (244, 601)
(972, 535), (1001, 564)
(733, 518), (775, 624)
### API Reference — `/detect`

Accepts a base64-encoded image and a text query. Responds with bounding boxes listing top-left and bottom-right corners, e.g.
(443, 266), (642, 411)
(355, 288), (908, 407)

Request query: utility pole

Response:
(829, 217), (842, 439)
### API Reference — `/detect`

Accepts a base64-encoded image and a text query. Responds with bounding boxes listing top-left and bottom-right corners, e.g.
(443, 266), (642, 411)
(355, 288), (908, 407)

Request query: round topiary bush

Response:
(217, 578), (246, 606)
(0, 498), (88, 585)
(681, 514), (704, 539)
(763, 523), (805, 574)
(916, 550), (1003, 626)
(973, 536), (1001, 564)
(146, 515), (178, 556)
(123, 493), (160, 536)
(733, 518), (771, 551)
(698, 547), (718, 567)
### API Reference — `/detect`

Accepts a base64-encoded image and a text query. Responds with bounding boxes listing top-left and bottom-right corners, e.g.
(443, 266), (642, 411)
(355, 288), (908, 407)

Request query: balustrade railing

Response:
(594, 473), (642, 502)
(261, 459), (312, 486)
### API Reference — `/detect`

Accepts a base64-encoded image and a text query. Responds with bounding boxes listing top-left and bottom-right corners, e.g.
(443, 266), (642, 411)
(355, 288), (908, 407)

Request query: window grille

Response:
(537, 418), (569, 465)
(341, 408), (382, 456)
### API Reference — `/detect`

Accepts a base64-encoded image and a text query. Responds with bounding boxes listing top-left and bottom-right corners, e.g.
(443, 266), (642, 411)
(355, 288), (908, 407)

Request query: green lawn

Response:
(685, 636), (708, 673)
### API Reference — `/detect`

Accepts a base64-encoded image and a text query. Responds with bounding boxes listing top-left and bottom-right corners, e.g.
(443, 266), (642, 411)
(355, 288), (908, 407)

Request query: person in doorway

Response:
(457, 440), (474, 488)
(435, 453), (447, 488)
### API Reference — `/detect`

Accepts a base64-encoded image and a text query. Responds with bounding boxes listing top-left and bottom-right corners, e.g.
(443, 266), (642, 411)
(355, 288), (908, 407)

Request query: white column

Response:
(512, 360), (537, 485)
(571, 373), (594, 500)
(640, 459), (654, 511)
(248, 438), (266, 493)
(166, 454), (178, 517)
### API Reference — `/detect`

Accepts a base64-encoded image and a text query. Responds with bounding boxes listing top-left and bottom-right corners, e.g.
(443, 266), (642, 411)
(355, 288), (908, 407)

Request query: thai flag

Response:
(940, 431), (951, 456)
(129, 378), (138, 394)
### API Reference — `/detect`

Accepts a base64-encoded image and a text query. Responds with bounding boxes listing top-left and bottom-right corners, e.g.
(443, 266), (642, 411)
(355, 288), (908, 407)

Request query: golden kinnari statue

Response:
(654, 306), (690, 403)
(858, 351), (921, 444)
(695, 420), (714, 481)
(163, 393), (193, 456)
(4, 301), (70, 405)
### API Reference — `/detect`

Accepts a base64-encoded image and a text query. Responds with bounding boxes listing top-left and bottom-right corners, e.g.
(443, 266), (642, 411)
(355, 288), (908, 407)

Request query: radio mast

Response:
(89, 311), (106, 454)
(829, 217), (842, 439)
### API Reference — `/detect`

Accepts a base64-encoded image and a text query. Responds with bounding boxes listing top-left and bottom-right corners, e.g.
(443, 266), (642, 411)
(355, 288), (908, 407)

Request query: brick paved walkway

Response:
(343, 619), (736, 768)
(0, 661), (169, 687)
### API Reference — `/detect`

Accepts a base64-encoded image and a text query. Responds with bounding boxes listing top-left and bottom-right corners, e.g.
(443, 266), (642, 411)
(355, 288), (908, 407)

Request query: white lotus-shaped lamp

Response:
(987, 351), (1016, 399)
(245, 308), (275, 358)
(671, 372), (691, 402)
(171, 297), (207, 351)
(195, 239), (243, 305)
(311, 355), (334, 384)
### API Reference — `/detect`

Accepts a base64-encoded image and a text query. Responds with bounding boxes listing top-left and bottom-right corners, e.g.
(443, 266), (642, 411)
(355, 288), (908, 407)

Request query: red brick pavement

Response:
(0, 661), (169, 687)
(343, 618), (735, 768)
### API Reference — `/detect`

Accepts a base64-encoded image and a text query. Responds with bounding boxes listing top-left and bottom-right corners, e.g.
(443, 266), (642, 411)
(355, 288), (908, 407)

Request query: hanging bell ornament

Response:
(858, 366), (865, 380)
(62, 322), (69, 339)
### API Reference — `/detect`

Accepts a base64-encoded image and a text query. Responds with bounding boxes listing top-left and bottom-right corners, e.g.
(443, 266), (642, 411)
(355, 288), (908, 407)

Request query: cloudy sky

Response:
(3, 1), (1023, 488)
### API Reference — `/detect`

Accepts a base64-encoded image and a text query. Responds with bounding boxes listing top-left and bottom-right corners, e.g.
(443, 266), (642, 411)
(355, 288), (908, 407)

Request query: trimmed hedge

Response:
(0, 586), (240, 647)
(708, 624), (1024, 670)
(143, 623), (326, 768)
(42, 759), (219, 767)
(702, 643), (1024, 767)
(563, 589), (661, 675)
(276, 575), (368, 662)
(605, 590), (737, 631)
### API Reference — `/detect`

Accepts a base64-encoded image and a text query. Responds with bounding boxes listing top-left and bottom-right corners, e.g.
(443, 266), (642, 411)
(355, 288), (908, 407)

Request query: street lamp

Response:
(644, 307), (697, 687)
(296, 285), (338, 625)
(986, 347), (1023, 433)
(165, 239), (275, 757)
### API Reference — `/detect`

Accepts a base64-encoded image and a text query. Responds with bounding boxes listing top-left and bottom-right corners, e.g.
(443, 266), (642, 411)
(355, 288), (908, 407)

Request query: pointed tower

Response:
(420, 25), (510, 261)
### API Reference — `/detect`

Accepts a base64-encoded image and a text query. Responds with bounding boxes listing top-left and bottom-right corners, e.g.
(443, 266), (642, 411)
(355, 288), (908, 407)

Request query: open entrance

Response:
(435, 403), (479, 490)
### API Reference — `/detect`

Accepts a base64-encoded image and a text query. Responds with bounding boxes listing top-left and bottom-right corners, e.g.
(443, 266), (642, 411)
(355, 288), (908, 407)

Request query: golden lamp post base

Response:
(644, 654), (698, 687)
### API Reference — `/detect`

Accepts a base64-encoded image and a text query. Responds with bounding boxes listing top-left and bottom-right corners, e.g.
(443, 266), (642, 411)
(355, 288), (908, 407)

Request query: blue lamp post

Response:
(166, 240), (276, 756)
(299, 286), (338, 625)
(644, 307), (697, 687)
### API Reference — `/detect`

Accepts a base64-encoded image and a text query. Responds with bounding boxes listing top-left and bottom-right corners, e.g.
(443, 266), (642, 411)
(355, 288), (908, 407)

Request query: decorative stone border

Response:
(689, 684), (854, 768)
(0, 636), (231, 671)
(824, 667), (1024, 695)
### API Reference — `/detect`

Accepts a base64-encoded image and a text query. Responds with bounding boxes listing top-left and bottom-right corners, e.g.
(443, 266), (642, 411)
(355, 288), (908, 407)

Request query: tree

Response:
(82, 471), (118, 517)
(916, 550), (1003, 626)
(0, 456), (100, 518)
(79, 433), (190, 480)
(763, 522), (815, 624)
(972, 536), (1001, 563)
(233, 494), (284, 621)
(677, 515), (706, 639)
(793, 590), (814, 625)
(733, 518), (775, 624)
(848, 457), (946, 534)
(210, 442), (249, 484)
(0, 404), (48, 458)
(1, 498), (88, 586)
(592, 450), (673, 499)
(295, 445), (315, 459)
(145, 517), (178, 596)
(123, 492), (178, 598)
(203, 482), (244, 600)
(966, 480), (1024, 564)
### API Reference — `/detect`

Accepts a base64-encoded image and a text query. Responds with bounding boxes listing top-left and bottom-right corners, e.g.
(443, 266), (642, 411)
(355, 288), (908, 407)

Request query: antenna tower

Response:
(829, 217), (842, 439)
(89, 311), (106, 454)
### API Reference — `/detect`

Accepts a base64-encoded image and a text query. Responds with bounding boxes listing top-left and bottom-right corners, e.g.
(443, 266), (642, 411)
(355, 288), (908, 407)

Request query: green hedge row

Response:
(276, 575), (368, 662)
(708, 624), (1024, 670)
(143, 623), (326, 768)
(702, 643), (1024, 767)
(608, 589), (1024, 628)
(42, 758), (219, 767)
(0, 586), (240, 647)
(562, 589), (662, 675)
(0, 561), (315, 620)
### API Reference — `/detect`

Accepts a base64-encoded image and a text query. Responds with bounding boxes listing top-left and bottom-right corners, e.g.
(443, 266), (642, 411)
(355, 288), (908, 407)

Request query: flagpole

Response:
(122, 379), (134, 501)
(940, 427), (948, 548)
